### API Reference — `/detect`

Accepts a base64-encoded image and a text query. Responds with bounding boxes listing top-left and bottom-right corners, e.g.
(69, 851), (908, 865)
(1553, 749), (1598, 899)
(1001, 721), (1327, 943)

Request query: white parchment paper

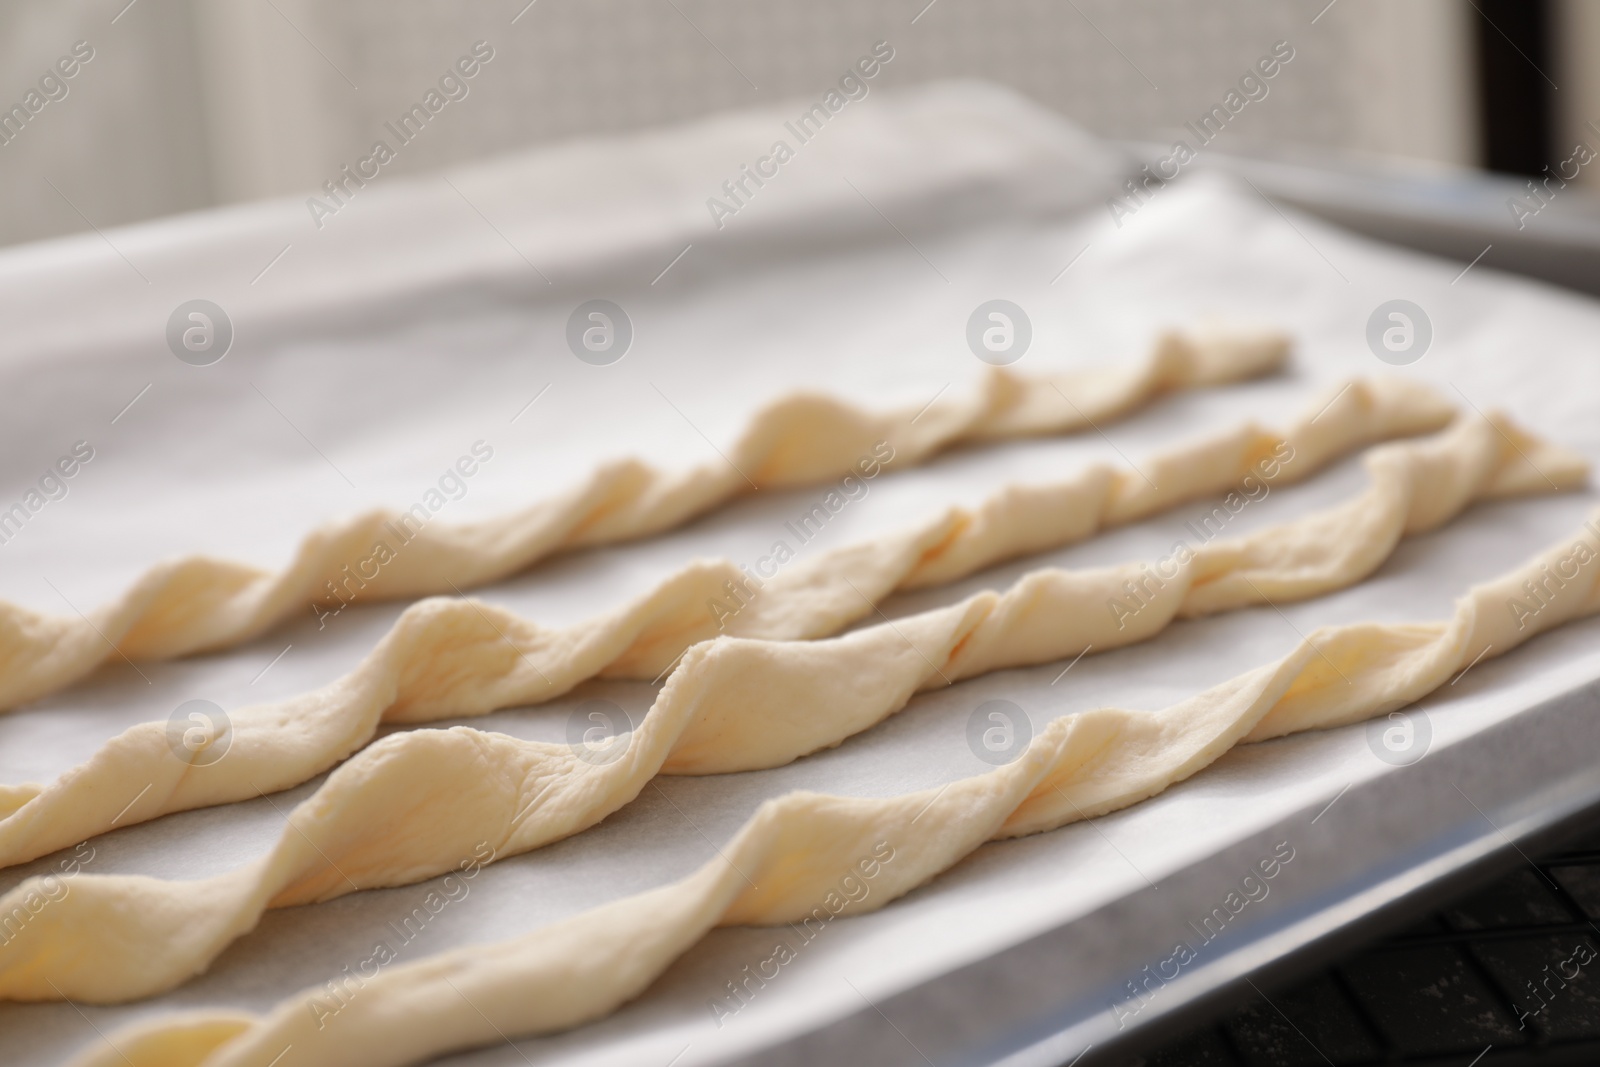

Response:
(0, 82), (1597, 1066)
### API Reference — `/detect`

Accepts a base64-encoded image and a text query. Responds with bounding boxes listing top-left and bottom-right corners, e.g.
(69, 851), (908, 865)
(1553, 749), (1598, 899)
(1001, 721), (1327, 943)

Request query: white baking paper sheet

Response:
(0, 81), (1598, 1066)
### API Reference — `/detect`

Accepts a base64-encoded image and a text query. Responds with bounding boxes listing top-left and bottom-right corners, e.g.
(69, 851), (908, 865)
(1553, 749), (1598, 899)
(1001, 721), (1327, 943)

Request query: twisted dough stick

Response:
(0, 376), (1453, 870)
(0, 324), (1287, 712)
(0, 410), (1583, 1003)
(69, 510), (1600, 1067)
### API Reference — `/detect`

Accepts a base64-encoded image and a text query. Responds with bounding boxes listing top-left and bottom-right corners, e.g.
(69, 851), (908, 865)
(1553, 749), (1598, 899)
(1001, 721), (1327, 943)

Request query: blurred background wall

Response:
(0, 0), (1587, 249)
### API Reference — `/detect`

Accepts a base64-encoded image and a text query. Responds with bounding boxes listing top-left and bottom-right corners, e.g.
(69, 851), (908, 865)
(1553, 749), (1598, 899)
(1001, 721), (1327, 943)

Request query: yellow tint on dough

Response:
(67, 510), (1600, 1067)
(0, 375), (1456, 869)
(0, 324), (1287, 711)
(3, 408), (1584, 1005)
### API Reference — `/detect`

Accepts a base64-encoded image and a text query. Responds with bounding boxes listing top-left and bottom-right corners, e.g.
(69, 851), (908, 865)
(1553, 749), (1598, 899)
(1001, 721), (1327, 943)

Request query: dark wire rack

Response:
(1126, 825), (1600, 1067)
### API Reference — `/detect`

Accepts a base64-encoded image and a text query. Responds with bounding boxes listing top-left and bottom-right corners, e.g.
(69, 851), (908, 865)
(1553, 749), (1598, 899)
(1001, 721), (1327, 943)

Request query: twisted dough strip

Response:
(0, 377), (1453, 868)
(0, 324), (1287, 712)
(70, 509), (1600, 1067)
(1, 410), (1584, 1004)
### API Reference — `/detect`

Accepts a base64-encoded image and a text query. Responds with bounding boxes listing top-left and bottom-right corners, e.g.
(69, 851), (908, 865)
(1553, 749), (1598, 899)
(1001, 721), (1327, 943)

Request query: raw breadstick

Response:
(1, 410), (1583, 1003)
(66, 511), (1600, 1067)
(0, 323), (1286, 712)
(0, 375), (1452, 867)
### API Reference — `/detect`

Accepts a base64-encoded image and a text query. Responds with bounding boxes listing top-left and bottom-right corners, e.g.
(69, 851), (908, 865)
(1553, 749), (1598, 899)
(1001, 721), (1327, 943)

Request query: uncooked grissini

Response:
(65, 511), (1600, 1067)
(0, 375), (1457, 869)
(0, 323), (1287, 711)
(1, 408), (1584, 1002)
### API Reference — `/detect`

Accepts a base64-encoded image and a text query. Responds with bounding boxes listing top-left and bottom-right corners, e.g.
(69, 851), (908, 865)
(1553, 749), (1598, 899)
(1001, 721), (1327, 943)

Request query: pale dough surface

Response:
(1, 404), (1583, 1004)
(0, 375), (1453, 870)
(66, 512), (1600, 1067)
(0, 325), (1285, 712)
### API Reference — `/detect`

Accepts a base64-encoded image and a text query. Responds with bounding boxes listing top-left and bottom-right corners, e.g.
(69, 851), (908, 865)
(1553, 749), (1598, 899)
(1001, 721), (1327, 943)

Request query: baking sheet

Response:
(1, 82), (1599, 1065)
